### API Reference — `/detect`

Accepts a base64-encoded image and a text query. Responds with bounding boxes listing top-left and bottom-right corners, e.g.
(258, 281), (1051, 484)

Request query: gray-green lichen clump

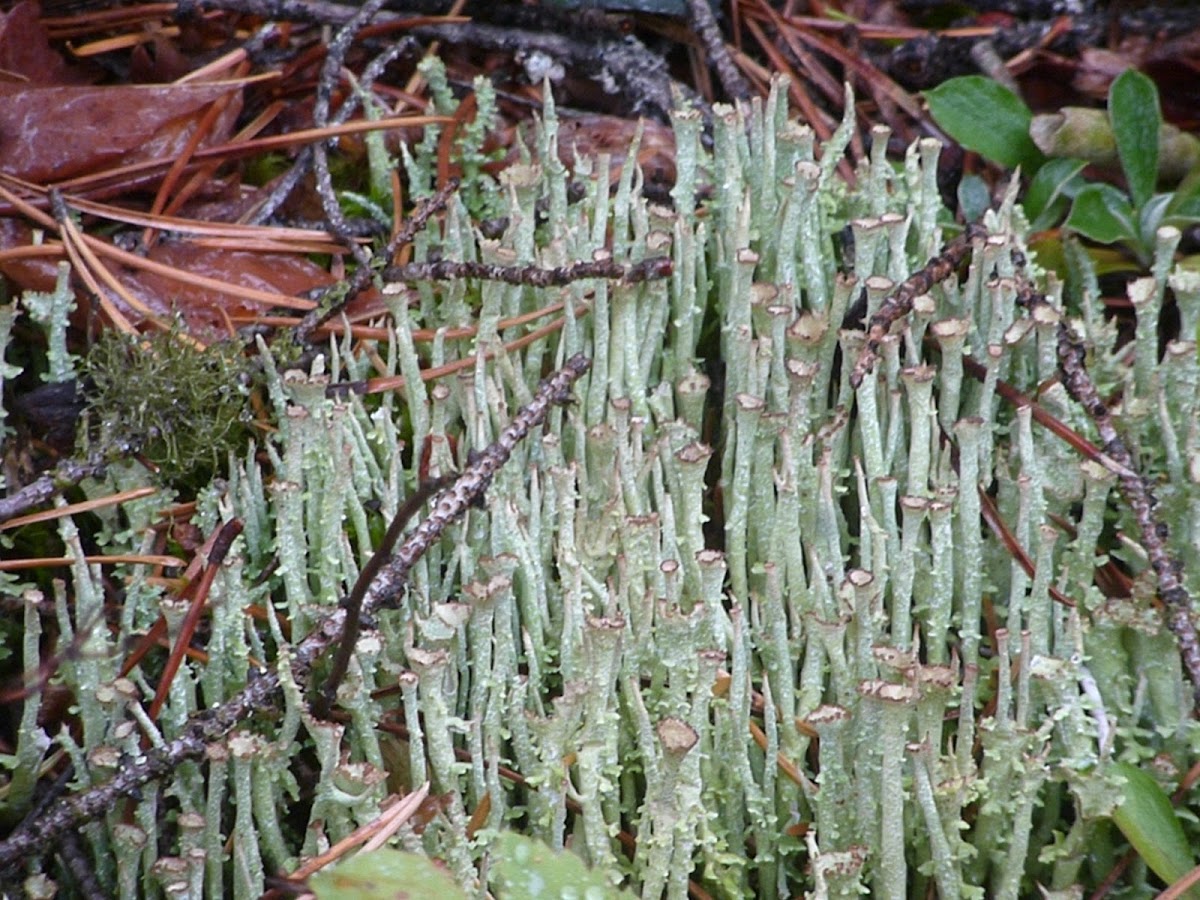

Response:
(4, 72), (1200, 899)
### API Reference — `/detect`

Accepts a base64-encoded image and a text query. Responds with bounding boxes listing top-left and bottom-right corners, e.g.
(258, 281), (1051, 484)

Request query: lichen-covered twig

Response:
(382, 256), (672, 287)
(849, 223), (986, 388)
(189, 0), (690, 123)
(0, 455), (108, 526)
(0, 353), (591, 872)
(297, 178), (460, 342)
(685, 0), (752, 103)
(1014, 281), (1200, 710)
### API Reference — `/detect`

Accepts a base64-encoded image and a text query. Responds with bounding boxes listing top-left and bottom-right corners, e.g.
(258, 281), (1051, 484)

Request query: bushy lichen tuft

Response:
(83, 328), (254, 486)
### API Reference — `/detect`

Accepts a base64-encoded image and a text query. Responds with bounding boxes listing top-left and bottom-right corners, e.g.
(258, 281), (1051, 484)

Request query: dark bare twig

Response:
(0, 353), (591, 872)
(297, 178), (460, 341)
(957, 353), (1139, 481)
(58, 829), (107, 900)
(311, 473), (454, 721)
(976, 488), (1075, 608)
(191, 0), (694, 124)
(685, 0), (752, 103)
(383, 256), (673, 287)
(248, 13), (415, 226)
(849, 223), (986, 389)
(1012, 281), (1200, 711)
(308, 0), (386, 270)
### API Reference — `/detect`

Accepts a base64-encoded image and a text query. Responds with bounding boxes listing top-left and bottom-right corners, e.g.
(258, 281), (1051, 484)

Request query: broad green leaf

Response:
(1138, 193), (1174, 250)
(1165, 198), (1200, 225)
(1166, 166), (1200, 221)
(1024, 157), (1087, 230)
(488, 833), (638, 899)
(1064, 183), (1138, 245)
(1111, 762), (1200, 899)
(1109, 68), (1161, 210)
(309, 849), (468, 900)
(925, 76), (1044, 172)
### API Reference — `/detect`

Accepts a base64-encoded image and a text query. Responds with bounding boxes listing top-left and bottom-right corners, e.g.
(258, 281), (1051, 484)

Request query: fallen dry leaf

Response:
(0, 81), (243, 184)
(0, 0), (91, 85)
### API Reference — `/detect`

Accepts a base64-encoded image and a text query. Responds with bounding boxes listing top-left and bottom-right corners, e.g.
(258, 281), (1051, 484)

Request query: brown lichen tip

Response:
(806, 704), (851, 728)
(857, 679), (917, 704)
(656, 717), (699, 754)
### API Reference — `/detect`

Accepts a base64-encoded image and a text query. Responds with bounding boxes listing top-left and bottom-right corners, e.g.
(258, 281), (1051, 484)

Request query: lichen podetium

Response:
(4, 72), (1199, 900)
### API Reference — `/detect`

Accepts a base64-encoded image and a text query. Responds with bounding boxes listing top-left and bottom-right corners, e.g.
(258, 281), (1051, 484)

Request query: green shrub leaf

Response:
(956, 173), (991, 224)
(488, 833), (638, 898)
(1109, 68), (1161, 210)
(925, 76), (1044, 172)
(1111, 762), (1200, 899)
(1024, 157), (1087, 231)
(1064, 183), (1138, 244)
(309, 848), (469, 899)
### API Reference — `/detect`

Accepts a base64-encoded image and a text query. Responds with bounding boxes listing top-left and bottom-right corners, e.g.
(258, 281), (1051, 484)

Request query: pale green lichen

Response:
(20, 262), (77, 384)
(4, 74), (1200, 900)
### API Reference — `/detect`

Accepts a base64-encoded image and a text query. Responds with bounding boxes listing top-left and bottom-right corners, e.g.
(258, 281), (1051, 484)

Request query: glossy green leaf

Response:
(1109, 68), (1161, 210)
(1111, 762), (1200, 899)
(1064, 183), (1138, 245)
(925, 76), (1044, 172)
(488, 833), (638, 899)
(1023, 157), (1087, 230)
(309, 849), (469, 900)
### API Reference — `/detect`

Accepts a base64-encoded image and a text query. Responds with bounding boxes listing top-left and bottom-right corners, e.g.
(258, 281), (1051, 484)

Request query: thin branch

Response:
(297, 177), (460, 342)
(311, 474), (453, 721)
(308, 0), (386, 270)
(0, 456), (108, 526)
(0, 353), (591, 872)
(958, 353), (1141, 481)
(849, 223), (986, 389)
(382, 256), (673, 287)
(247, 21), (416, 226)
(1014, 280), (1200, 711)
(686, 0), (753, 103)
(190, 0), (693, 123)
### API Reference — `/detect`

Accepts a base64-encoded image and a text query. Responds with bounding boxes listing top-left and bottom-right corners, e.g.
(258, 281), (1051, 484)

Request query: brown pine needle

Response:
(0, 554), (187, 572)
(1, 487), (159, 532)
(287, 784), (433, 881)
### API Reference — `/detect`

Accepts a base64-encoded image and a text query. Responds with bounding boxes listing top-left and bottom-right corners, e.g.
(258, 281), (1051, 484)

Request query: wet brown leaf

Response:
(0, 81), (243, 183)
(0, 0), (91, 85)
